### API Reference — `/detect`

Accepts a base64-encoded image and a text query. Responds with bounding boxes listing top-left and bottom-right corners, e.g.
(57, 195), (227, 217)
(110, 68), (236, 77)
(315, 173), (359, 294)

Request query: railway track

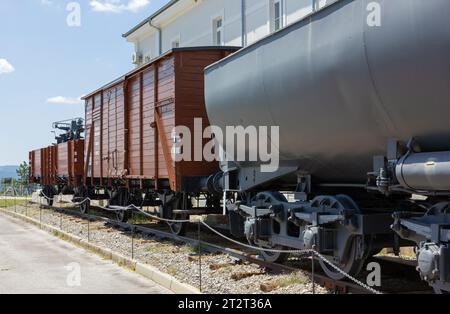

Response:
(20, 201), (431, 295)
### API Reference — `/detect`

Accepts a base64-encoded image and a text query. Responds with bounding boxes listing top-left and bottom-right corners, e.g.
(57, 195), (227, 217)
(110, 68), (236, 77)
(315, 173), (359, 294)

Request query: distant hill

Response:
(0, 165), (18, 179)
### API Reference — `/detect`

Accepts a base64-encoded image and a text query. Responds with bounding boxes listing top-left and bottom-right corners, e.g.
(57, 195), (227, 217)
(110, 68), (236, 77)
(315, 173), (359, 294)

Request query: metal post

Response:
(23, 190), (25, 215)
(131, 226), (135, 260)
(24, 189), (26, 215)
(131, 210), (134, 259)
(87, 206), (90, 242)
(312, 247), (316, 295)
(19, 188), (22, 214)
(198, 221), (202, 292)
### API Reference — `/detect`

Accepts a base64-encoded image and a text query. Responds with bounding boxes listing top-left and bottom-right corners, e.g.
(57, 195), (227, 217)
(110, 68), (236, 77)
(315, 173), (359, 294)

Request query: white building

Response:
(123, 0), (335, 66)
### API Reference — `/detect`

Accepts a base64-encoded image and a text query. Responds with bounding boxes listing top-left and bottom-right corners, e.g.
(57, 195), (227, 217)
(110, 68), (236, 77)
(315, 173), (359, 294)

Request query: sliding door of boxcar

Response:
(92, 94), (102, 179)
(71, 139), (84, 182)
(142, 65), (160, 181)
(85, 98), (93, 180)
(156, 58), (176, 185)
(34, 150), (42, 178)
(102, 91), (111, 179)
(129, 60), (176, 185)
(50, 145), (58, 185)
(106, 84), (126, 178)
(174, 51), (225, 180)
(57, 142), (69, 179)
(29, 152), (34, 181)
(128, 75), (143, 178)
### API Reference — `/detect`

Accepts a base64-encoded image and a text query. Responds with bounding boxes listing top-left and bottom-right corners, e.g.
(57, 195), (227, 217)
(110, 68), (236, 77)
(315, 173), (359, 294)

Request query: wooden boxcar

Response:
(80, 47), (238, 230)
(29, 148), (42, 183)
(29, 140), (85, 204)
(30, 146), (57, 188)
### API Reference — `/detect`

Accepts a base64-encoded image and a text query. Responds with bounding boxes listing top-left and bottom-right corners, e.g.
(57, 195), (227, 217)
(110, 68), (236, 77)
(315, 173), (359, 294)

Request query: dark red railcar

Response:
(29, 140), (85, 204)
(79, 47), (238, 231)
(83, 47), (237, 191)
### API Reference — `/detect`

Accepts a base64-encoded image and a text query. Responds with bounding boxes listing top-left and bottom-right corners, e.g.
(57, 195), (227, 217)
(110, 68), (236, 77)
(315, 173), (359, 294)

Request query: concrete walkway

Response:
(0, 214), (171, 294)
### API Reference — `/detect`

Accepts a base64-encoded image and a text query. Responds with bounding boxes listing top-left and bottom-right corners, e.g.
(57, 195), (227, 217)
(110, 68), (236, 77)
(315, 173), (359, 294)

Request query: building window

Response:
(213, 16), (224, 46)
(272, 0), (285, 32)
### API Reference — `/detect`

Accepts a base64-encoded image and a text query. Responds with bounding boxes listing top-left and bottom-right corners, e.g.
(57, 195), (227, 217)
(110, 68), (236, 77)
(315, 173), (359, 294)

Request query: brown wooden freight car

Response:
(83, 47), (237, 190)
(80, 47), (238, 231)
(29, 140), (85, 205)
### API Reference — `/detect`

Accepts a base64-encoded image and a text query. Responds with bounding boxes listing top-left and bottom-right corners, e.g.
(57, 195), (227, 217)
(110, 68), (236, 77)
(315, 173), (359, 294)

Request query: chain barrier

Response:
(37, 190), (382, 294)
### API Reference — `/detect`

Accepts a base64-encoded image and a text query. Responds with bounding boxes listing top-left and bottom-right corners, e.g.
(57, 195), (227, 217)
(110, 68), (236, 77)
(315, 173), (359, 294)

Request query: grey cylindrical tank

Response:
(396, 152), (450, 191)
(205, 0), (450, 183)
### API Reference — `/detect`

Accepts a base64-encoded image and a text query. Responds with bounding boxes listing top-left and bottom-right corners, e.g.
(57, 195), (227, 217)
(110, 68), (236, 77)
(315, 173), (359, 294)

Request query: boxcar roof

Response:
(82, 46), (240, 100)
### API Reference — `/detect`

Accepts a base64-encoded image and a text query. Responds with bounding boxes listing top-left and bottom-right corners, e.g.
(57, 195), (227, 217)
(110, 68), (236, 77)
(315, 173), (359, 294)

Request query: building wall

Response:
(129, 0), (336, 66)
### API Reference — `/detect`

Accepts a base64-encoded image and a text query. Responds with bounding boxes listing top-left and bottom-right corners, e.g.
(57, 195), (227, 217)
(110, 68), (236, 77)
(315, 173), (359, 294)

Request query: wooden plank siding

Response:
(83, 47), (238, 192)
(29, 140), (85, 187)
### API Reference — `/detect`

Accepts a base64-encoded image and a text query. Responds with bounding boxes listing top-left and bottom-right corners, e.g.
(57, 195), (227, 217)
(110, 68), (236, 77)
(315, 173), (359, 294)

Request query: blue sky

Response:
(0, 0), (169, 165)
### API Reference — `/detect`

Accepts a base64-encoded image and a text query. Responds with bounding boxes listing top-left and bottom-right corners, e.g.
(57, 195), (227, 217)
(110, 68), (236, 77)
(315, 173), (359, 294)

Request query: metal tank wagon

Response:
(205, 0), (450, 293)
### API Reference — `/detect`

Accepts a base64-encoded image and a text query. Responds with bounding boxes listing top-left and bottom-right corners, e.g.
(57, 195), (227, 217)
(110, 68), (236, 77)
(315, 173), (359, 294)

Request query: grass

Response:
(276, 273), (309, 288)
(180, 244), (203, 255)
(377, 247), (417, 259)
(166, 266), (178, 277)
(260, 272), (309, 292)
(179, 245), (195, 254)
(400, 247), (417, 259)
(145, 243), (172, 254)
(128, 215), (153, 225)
(52, 231), (69, 241)
(0, 199), (27, 208)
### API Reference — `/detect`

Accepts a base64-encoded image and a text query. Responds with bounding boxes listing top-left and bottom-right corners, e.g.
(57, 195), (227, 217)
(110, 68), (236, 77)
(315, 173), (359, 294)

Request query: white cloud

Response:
(0, 59), (15, 75)
(40, 0), (53, 6)
(46, 96), (83, 105)
(90, 0), (150, 13)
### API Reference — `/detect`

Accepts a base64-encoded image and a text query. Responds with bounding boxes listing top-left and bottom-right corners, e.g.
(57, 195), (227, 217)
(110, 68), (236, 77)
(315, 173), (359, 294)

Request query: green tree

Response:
(16, 161), (29, 186)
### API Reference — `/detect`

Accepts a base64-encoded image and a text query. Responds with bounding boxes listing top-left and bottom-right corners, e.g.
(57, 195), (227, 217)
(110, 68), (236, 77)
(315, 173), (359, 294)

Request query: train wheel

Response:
(169, 213), (188, 236)
(258, 245), (289, 263)
(318, 237), (365, 281)
(160, 194), (188, 236)
(80, 200), (90, 215)
(116, 210), (130, 223)
(43, 186), (54, 207)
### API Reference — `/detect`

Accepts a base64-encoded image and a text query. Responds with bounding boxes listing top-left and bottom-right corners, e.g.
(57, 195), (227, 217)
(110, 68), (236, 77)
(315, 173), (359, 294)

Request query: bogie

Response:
(230, 192), (400, 280)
